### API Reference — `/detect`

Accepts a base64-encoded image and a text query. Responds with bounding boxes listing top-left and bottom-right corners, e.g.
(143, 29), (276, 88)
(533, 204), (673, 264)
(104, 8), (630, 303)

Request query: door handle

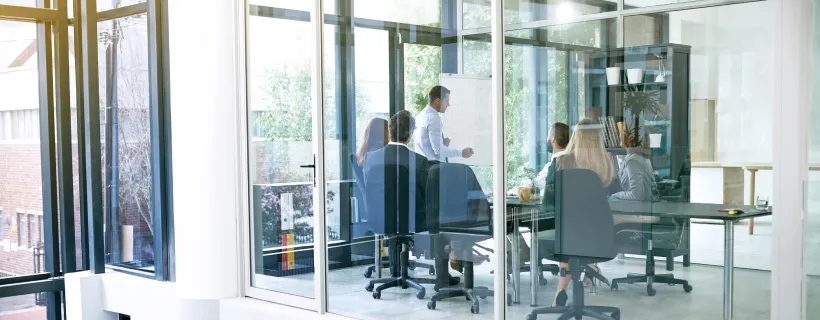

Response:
(301, 156), (317, 187)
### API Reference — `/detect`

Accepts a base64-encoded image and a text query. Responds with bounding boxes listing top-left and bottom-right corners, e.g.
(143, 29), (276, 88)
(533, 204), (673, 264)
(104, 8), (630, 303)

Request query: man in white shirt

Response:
(533, 122), (570, 190)
(413, 86), (474, 162)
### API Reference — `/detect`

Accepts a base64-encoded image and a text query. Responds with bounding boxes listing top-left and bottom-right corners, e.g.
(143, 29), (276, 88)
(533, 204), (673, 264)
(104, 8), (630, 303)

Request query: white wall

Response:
(667, 1), (775, 164)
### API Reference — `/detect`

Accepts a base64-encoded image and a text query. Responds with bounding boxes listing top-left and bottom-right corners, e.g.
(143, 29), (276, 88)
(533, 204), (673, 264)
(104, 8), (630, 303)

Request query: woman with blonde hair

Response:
(356, 118), (389, 165)
(544, 118), (615, 307)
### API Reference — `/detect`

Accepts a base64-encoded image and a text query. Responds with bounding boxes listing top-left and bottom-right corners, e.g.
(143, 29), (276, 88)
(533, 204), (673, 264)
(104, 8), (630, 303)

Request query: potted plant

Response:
(621, 86), (661, 138)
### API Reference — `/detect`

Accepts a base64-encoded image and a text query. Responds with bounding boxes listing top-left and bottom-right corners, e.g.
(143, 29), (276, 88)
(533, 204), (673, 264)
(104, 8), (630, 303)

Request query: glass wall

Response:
(501, 1), (773, 319)
(320, 0), (498, 318)
(238, 0), (815, 319)
(807, 1), (820, 318)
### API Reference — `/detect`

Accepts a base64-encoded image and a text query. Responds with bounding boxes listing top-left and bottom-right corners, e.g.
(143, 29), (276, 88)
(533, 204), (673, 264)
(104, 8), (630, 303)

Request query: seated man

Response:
(363, 110), (459, 286)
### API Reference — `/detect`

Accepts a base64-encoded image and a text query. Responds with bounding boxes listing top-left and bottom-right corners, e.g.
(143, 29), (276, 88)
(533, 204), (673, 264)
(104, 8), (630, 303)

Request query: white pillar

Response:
(167, 0), (241, 301)
(771, 0), (812, 318)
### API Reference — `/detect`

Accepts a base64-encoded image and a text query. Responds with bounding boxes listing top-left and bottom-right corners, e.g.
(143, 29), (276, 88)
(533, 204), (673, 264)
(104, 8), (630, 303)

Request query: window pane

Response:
(249, 0), (336, 14)
(98, 14), (154, 272)
(97, 0), (146, 13)
(463, 0), (617, 29)
(0, 20), (46, 278)
(624, 0), (699, 9)
(0, 0), (37, 7)
(403, 43), (441, 113)
(325, 1), (498, 318)
(354, 0), (440, 26)
(504, 2), (773, 319)
(0, 293), (48, 319)
(808, 1), (820, 318)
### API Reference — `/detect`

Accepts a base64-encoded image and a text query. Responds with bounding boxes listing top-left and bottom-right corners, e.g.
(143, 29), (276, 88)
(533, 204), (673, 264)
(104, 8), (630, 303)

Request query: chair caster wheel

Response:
(506, 293), (513, 306)
(470, 305), (479, 314)
(409, 264), (416, 271)
(539, 277), (548, 286)
(365, 283), (374, 292)
(647, 287), (657, 296)
(611, 283), (618, 291)
(550, 270), (559, 276)
(372, 292), (381, 299)
(684, 284), (693, 293)
(364, 270), (373, 278)
(402, 285), (409, 289)
(611, 312), (620, 320)
(526, 314), (537, 320)
(429, 267), (435, 275)
(417, 291), (425, 300)
(427, 301), (436, 310)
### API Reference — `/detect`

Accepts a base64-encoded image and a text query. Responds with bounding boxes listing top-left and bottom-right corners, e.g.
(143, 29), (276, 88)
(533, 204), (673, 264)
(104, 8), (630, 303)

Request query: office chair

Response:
(363, 163), (436, 299)
(424, 163), (494, 314)
(527, 169), (621, 320)
(350, 153), (434, 279)
(657, 175), (692, 270)
(609, 215), (693, 296)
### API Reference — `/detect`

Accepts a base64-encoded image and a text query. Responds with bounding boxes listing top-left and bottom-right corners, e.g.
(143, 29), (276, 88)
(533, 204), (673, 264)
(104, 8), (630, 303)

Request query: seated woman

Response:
(542, 118), (615, 307)
(609, 129), (660, 225)
(357, 118), (389, 166)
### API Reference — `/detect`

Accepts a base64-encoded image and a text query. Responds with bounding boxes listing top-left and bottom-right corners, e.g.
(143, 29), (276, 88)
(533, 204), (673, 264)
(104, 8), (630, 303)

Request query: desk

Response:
(494, 198), (771, 320)
(610, 201), (771, 320)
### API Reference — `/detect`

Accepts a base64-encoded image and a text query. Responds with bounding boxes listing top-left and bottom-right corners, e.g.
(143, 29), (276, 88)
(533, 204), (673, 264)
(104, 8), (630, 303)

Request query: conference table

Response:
(493, 198), (772, 320)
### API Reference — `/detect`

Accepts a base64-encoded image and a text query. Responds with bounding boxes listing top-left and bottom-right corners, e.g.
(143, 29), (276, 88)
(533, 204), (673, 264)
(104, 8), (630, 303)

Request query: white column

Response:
(167, 0), (241, 301)
(771, 0), (812, 319)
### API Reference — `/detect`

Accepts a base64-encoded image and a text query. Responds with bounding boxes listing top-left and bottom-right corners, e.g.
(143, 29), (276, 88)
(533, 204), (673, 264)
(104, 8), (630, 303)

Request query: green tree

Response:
(256, 61), (369, 141)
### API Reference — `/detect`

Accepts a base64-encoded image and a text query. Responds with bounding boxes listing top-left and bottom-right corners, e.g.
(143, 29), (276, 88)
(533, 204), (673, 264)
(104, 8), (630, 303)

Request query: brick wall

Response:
(0, 142), (87, 276)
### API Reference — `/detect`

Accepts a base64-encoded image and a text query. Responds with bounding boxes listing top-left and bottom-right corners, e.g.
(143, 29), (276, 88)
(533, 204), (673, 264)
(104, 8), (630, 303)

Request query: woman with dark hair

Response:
(357, 118), (389, 165)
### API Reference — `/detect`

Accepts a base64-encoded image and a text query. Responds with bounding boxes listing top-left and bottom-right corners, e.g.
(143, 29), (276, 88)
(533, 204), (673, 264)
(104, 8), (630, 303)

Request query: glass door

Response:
(245, 2), (335, 305)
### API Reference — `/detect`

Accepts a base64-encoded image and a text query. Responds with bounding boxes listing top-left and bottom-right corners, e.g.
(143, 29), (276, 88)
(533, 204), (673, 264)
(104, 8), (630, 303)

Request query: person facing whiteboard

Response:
(413, 86), (474, 162)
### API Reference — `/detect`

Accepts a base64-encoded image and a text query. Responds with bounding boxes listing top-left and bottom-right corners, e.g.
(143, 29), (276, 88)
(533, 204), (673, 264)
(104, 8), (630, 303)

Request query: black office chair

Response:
(527, 169), (620, 320)
(363, 163), (436, 299)
(350, 153), (434, 279)
(424, 163), (494, 314)
(609, 214), (693, 296)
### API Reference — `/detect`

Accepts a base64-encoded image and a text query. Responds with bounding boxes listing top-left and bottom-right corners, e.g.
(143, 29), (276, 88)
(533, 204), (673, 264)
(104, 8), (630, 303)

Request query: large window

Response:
(98, 13), (155, 272)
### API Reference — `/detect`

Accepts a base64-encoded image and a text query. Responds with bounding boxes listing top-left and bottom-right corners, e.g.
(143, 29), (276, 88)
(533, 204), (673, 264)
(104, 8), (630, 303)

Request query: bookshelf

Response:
(583, 44), (691, 185)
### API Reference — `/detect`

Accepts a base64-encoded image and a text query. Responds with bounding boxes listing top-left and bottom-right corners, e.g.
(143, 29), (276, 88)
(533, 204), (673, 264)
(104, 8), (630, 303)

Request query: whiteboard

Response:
(439, 74), (492, 166)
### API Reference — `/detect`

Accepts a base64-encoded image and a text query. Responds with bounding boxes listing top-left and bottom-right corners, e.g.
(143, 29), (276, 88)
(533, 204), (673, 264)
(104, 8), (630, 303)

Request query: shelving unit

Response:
(582, 43), (691, 183)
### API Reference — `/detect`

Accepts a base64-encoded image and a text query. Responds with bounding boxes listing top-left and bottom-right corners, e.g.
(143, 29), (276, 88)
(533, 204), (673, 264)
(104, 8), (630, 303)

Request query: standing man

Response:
(414, 86), (474, 162)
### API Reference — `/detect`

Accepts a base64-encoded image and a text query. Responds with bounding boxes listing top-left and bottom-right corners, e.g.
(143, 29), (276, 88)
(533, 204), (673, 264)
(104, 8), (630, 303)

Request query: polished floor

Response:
(324, 257), (820, 320)
(255, 220), (820, 319)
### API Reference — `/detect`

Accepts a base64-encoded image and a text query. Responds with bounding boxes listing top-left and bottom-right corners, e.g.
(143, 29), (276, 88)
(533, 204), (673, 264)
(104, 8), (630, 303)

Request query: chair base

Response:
(366, 276), (436, 299)
(365, 242), (436, 300)
(610, 273), (692, 296)
(364, 260), (435, 278)
(526, 305), (620, 320)
(427, 286), (493, 314)
(527, 258), (619, 320)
